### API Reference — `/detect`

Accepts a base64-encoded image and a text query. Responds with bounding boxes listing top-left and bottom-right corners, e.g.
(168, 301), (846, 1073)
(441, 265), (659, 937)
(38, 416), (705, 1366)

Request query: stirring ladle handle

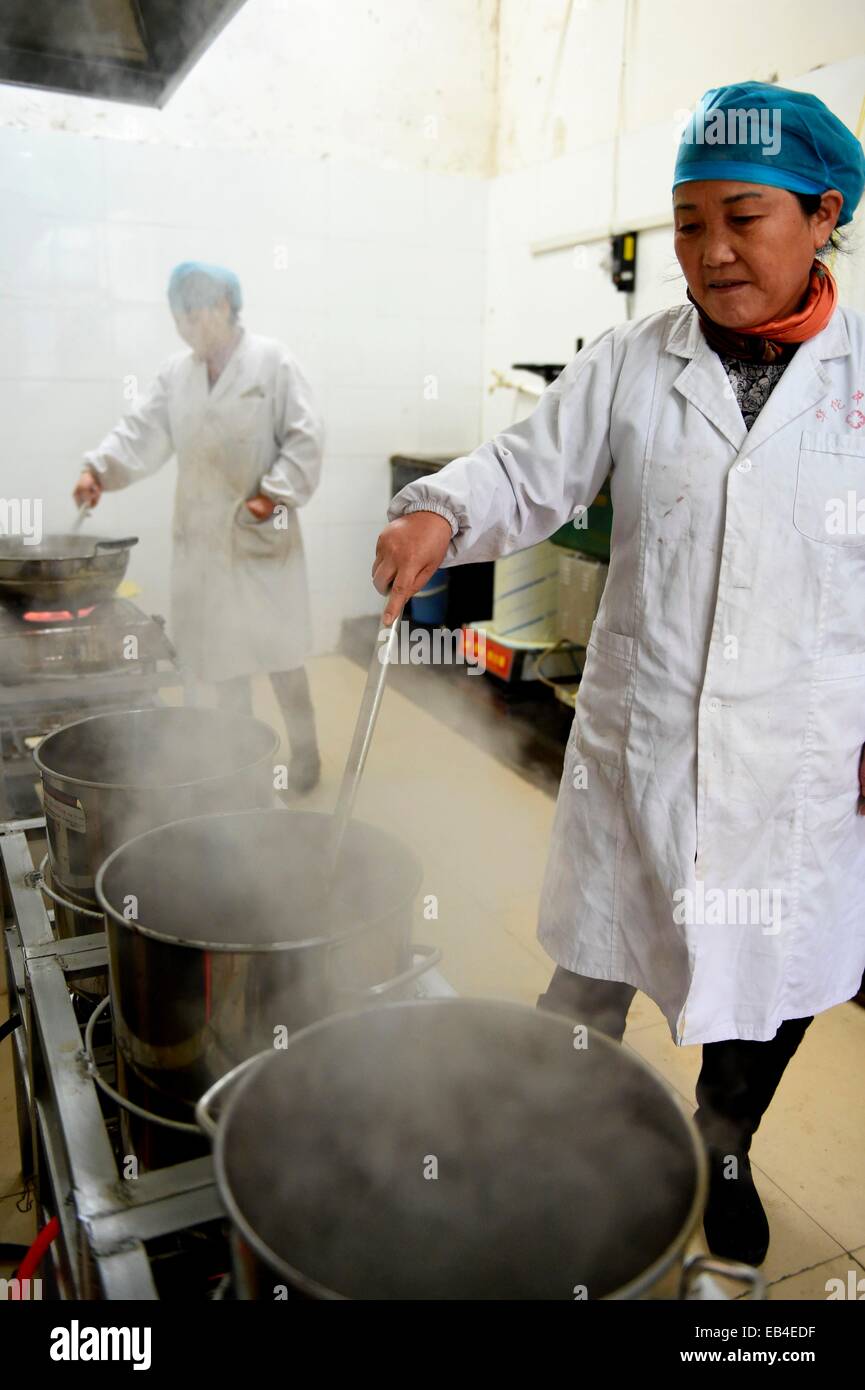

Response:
(329, 603), (404, 870)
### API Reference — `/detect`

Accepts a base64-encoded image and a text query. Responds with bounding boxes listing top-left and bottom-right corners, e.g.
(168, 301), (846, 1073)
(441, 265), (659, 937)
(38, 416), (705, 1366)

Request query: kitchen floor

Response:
(2, 650), (864, 1300)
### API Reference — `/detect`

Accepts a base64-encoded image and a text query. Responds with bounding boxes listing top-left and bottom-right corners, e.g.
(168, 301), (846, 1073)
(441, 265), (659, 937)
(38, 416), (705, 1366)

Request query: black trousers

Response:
(214, 668), (318, 758)
(537, 966), (813, 1153)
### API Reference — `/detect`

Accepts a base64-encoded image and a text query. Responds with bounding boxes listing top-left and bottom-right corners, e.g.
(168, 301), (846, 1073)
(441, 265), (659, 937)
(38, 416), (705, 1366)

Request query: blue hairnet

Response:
(673, 82), (865, 225)
(167, 262), (243, 314)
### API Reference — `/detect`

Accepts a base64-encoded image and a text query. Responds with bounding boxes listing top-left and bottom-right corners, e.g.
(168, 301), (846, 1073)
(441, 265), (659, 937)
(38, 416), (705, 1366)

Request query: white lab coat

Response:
(85, 330), (323, 683)
(388, 303), (865, 1044)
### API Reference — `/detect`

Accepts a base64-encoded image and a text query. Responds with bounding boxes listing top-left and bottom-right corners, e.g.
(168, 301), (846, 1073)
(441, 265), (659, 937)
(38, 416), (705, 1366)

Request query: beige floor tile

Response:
(766, 1250), (865, 1301)
(623, 990), (669, 1034)
(750, 1171), (846, 1286)
(412, 865), (551, 1006)
(624, 1020), (703, 1107)
(0, 1192), (35, 1248)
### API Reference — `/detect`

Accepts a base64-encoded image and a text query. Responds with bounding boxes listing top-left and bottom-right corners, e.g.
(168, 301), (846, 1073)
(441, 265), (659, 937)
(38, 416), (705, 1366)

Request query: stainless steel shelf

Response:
(1, 817), (225, 1300)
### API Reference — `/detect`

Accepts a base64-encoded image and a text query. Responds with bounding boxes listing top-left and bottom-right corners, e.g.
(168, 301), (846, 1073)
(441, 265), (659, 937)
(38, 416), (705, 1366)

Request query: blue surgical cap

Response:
(673, 82), (865, 226)
(167, 261), (243, 314)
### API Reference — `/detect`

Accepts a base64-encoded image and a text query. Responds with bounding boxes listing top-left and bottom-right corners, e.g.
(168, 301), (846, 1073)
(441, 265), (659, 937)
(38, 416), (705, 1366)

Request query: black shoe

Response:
(285, 750), (321, 795)
(702, 1147), (770, 1267)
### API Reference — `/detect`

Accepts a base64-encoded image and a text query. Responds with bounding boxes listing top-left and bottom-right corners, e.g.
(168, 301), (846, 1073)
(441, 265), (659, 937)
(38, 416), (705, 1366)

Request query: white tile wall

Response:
(0, 128), (489, 648)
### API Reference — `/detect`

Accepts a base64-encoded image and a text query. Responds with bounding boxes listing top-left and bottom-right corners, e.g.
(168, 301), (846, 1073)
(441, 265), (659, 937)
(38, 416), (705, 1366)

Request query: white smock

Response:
(86, 330), (323, 683)
(389, 303), (865, 1044)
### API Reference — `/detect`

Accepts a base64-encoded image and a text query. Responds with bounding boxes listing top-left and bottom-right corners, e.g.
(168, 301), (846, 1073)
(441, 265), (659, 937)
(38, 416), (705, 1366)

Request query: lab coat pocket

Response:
(809, 649), (865, 804)
(793, 432), (865, 546)
(573, 623), (635, 770)
(233, 504), (288, 562)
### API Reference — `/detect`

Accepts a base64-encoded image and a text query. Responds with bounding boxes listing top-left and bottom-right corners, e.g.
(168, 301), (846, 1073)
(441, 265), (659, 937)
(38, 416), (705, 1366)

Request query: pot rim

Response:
(211, 997), (709, 1301)
(95, 806), (424, 953)
(34, 706), (280, 794)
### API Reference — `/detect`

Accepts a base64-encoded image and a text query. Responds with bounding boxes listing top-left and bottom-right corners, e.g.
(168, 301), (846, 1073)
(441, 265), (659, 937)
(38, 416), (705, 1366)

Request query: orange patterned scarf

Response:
(687, 260), (838, 364)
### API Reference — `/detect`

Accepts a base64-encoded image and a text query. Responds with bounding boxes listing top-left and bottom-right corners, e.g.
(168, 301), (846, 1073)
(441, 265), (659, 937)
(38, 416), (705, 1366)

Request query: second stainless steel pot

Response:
(95, 808), (430, 1142)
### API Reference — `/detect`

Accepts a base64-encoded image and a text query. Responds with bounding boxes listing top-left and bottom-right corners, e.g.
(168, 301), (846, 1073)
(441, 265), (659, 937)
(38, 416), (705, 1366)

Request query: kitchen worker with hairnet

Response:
(75, 262), (323, 793)
(374, 83), (865, 1267)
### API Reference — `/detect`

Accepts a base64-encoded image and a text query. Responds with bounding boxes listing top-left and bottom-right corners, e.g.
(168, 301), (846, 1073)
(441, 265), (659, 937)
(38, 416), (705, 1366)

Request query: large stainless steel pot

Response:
(96, 809), (432, 1163)
(34, 708), (279, 996)
(198, 1000), (764, 1301)
(0, 533), (138, 607)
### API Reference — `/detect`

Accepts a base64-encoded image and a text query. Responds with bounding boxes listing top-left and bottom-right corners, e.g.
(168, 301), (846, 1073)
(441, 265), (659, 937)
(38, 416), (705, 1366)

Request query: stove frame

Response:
(1, 814), (456, 1300)
(1, 816), (224, 1299)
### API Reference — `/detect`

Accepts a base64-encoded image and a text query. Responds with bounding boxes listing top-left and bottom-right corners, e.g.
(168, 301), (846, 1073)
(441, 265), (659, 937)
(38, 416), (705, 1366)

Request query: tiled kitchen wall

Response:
(0, 126), (488, 651)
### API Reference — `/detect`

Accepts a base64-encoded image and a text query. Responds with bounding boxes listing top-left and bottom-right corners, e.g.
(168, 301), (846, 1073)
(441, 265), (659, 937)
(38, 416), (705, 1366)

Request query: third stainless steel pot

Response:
(34, 707), (280, 995)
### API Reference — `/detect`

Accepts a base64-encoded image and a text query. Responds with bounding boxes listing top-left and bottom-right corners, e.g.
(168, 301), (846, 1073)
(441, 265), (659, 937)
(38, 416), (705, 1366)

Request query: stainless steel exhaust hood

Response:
(0, 0), (247, 107)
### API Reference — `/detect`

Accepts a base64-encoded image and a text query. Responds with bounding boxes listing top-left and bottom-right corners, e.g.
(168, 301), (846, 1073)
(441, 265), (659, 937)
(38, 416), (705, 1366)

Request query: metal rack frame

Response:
(1, 816), (224, 1300)
(1, 813), (456, 1299)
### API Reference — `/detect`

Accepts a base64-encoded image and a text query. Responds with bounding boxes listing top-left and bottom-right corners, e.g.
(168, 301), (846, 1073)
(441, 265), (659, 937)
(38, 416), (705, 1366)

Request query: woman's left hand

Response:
(858, 746), (865, 815)
(245, 493), (276, 520)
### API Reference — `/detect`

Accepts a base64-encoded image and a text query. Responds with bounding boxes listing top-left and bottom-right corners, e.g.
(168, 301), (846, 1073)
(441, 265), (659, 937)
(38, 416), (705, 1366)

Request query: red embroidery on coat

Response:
(815, 408), (826, 420)
(847, 410), (865, 430)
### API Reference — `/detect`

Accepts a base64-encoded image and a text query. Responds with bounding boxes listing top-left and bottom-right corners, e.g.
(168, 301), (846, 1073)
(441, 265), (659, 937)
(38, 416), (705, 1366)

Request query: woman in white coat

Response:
(75, 262), (323, 792)
(374, 82), (865, 1266)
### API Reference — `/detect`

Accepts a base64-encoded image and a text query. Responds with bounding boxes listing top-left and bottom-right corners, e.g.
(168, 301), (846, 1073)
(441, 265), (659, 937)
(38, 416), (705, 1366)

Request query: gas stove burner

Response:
(0, 597), (177, 686)
(22, 605), (97, 625)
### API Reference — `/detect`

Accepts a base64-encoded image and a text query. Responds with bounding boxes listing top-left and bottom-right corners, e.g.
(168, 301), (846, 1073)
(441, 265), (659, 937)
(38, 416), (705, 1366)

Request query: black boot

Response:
(694, 1016), (813, 1266)
(271, 668), (321, 795)
(536, 967), (636, 1043)
(700, 1148), (769, 1267)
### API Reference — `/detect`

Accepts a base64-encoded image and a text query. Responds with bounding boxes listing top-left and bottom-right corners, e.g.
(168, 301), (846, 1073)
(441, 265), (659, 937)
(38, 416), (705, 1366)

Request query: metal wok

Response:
(0, 533), (138, 607)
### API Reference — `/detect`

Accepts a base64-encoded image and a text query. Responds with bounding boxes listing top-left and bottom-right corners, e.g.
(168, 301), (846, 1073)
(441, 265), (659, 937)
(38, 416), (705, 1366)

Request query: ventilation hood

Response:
(0, 0), (247, 107)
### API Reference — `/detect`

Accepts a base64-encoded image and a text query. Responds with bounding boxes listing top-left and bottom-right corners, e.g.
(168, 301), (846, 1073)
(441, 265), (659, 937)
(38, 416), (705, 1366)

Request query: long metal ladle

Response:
(327, 603), (403, 878)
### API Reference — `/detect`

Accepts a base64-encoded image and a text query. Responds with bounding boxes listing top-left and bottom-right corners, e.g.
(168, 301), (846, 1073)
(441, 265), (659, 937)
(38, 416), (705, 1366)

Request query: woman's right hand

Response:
(373, 511), (454, 625)
(73, 469), (102, 509)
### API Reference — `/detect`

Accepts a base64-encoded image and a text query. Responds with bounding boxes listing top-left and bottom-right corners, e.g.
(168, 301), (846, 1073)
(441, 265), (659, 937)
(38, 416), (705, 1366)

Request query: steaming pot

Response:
(96, 809), (434, 1151)
(198, 999), (764, 1301)
(34, 708), (279, 996)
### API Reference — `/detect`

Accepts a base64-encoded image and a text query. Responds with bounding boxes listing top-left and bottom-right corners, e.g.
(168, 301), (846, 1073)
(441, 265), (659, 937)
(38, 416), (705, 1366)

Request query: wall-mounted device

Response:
(610, 232), (638, 293)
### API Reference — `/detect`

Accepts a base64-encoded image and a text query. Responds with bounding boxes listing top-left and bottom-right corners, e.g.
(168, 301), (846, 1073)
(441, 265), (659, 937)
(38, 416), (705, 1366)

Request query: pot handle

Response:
(679, 1252), (766, 1300)
(195, 1052), (269, 1139)
(33, 855), (104, 920)
(94, 537), (139, 550)
(333, 942), (442, 1001)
